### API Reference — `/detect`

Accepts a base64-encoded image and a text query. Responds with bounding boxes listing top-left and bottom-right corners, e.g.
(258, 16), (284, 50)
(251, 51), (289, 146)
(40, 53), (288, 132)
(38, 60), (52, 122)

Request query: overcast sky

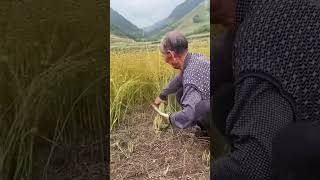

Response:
(110, 0), (185, 28)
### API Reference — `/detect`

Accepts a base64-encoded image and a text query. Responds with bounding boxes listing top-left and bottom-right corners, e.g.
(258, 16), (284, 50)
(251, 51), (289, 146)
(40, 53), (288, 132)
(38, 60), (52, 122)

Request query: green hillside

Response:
(143, 0), (205, 39)
(175, 0), (209, 35)
(110, 0), (209, 42)
(110, 8), (143, 40)
(145, 0), (209, 40)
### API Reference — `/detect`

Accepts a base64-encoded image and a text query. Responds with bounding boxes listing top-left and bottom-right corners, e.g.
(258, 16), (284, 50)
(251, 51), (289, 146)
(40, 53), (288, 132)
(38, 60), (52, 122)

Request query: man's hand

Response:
(154, 96), (167, 108)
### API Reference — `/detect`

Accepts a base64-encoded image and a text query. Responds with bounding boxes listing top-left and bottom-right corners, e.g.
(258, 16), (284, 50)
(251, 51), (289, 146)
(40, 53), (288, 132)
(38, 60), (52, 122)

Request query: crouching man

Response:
(153, 31), (210, 135)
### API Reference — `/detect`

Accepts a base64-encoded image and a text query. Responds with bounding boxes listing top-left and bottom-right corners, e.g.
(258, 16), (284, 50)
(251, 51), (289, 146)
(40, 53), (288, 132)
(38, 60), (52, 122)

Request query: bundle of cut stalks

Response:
(153, 103), (170, 132)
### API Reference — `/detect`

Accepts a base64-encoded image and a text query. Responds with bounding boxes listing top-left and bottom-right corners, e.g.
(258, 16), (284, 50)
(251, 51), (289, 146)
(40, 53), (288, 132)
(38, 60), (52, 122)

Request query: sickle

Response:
(151, 104), (169, 118)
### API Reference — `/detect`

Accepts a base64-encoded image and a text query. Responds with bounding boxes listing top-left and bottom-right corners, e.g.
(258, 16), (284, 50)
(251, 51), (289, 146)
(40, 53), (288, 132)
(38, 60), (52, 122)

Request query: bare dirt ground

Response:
(110, 108), (210, 180)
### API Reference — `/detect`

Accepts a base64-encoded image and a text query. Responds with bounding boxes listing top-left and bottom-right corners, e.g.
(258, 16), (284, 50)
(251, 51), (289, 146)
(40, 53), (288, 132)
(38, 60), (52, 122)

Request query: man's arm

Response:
(159, 73), (183, 101)
(211, 77), (294, 180)
(169, 85), (202, 129)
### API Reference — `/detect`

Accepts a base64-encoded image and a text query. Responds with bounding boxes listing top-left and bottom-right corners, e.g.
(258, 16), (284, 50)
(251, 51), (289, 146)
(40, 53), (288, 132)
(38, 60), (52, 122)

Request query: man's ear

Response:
(168, 50), (176, 59)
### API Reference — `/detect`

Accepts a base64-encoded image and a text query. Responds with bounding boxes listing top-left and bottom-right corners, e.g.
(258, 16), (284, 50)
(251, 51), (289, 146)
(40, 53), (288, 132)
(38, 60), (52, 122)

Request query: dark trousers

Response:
(176, 88), (210, 131)
(195, 100), (210, 131)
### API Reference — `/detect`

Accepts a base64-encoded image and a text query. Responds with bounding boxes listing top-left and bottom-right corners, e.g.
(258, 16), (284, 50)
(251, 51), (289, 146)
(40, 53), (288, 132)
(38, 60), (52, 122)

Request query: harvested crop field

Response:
(110, 107), (210, 180)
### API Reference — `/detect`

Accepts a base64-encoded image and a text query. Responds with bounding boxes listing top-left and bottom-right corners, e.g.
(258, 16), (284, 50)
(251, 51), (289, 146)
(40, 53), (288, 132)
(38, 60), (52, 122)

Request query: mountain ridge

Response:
(110, 0), (209, 41)
(110, 8), (143, 40)
(143, 0), (205, 37)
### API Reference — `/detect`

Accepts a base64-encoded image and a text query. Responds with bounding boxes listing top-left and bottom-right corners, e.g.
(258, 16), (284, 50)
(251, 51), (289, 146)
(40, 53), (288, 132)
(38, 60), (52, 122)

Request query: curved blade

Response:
(151, 104), (168, 117)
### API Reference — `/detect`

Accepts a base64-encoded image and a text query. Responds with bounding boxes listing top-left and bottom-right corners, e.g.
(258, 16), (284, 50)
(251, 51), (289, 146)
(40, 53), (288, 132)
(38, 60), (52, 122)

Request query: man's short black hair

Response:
(160, 31), (188, 54)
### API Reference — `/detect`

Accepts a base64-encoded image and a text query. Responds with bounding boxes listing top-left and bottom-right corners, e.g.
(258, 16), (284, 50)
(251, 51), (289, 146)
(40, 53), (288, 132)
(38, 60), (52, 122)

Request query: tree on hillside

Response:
(193, 15), (201, 23)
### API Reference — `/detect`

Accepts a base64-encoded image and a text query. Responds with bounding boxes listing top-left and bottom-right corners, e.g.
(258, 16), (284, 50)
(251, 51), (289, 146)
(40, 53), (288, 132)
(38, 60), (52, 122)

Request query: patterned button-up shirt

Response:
(159, 52), (210, 129)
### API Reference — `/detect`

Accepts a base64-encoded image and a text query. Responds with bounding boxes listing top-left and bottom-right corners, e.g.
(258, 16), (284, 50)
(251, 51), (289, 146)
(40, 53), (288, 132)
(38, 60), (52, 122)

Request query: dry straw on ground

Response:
(111, 108), (209, 180)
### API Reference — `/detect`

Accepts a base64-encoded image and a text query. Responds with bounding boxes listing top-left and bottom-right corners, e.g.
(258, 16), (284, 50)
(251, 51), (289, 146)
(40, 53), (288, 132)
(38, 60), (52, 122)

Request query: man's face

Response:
(161, 50), (180, 69)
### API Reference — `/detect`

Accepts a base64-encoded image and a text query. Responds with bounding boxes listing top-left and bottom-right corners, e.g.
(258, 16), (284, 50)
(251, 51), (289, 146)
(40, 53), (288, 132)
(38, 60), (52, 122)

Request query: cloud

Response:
(111, 0), (185, 28)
